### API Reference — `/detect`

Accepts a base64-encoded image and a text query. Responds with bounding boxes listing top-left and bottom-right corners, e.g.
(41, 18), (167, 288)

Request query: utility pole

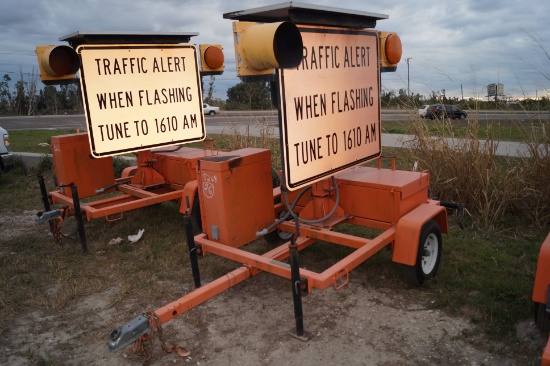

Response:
(405, 57), (412, 97)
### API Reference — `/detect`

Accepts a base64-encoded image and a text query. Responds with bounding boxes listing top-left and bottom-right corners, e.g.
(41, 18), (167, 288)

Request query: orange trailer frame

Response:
(36, 133), (220, 253)
(107, 155), (450, 354)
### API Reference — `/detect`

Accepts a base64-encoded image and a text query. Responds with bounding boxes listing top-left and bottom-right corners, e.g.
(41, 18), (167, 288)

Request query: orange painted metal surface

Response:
(155, 266), (252, 325)
(106, 152), (451, 355)
(195, 224), (395, 294)
(128, 150), (166, 189)
(392, 201), (448, 266)
(51, 133), (114, 198)
(197, 148), (274, 247)
(50, 186), (185, 221)
(152, 147), (220, 187)
(335, 165), (430, 225)
(533, 233), (550, 304)
(49, 132), (221, 222)
(543, 336), (550, 366)
(48, 141), (450, 350)
(187, 154), (445, 295)
(533, 233), (550, 365)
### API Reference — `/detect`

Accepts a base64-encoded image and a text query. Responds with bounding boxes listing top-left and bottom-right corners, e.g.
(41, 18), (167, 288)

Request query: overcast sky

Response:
(1, 0), (549, 101)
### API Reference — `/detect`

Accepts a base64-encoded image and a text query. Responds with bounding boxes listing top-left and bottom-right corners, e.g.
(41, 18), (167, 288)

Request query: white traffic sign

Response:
(77, 44), (205, 157)
(278, 27), (381, 191)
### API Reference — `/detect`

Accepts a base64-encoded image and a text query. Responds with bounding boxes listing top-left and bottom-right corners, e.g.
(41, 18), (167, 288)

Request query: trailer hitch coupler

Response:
(107, 315), (150, 352)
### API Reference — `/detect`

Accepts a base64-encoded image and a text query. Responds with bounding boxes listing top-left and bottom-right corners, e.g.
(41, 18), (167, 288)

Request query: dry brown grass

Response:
(403, 116), (549, 229)
(224, 117), (281, 169)
(514, 124), (550, 228)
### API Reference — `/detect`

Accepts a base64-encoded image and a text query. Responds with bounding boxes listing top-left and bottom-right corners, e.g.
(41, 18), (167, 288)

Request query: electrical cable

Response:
(282, 175), (340, 225)
(256, 169), (340, 236)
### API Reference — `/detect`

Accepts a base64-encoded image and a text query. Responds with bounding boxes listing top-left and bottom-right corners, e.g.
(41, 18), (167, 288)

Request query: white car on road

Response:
(418, 105), (430, 118)
(203, 103), (220, 115)
(0, 126), (14, 174)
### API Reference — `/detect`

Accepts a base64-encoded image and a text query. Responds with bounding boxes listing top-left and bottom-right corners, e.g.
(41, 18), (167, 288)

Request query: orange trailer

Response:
(35, 133), (221, 253)
(31, 4), (456, 363)
(533, 233), (550, 365)
(107, 150), (450, 354)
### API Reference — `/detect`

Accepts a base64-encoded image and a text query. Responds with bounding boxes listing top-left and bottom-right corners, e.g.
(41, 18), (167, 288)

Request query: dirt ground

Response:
(1, 210), (548, 366)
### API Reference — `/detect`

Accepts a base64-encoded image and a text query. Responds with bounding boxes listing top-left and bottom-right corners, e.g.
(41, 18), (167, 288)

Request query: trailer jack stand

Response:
(185, 213), (201, 289)
(288, 235), (311, 342)
(34, 173), (54, 234)
(63, 184), (88, 254)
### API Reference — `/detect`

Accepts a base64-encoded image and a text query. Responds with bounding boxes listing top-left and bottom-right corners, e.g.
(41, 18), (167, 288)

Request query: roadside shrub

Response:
(37, 154), (54, 173)
(225, 118), (281, 170)
(112, 156), (133, 178)
(514, 123), (550, 228)
(402, 116), (550, 229)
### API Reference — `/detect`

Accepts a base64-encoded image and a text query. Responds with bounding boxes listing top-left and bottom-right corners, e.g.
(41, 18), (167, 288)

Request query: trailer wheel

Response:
(402, 220), (442, 286)
(535, 302), (550, 332)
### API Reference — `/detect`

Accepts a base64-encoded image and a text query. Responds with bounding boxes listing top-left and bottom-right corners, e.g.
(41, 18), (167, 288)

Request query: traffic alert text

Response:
(92, 55), (196, 110)
(294, 86), (375, 121)
(88, 54), (202, 142)
(94, 56), (187, 75)
(298, 45), (371, 71)
(97, 115), (199, 142)
(293, 123), (378, 167)
(96, 87), (194, 110)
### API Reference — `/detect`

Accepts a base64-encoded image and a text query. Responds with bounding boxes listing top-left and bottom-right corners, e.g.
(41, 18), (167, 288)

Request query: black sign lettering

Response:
(97, 121), (131, 141)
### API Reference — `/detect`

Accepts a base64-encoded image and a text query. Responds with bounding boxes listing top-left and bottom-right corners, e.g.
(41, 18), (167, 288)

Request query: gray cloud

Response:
(0, 0), (548, 100)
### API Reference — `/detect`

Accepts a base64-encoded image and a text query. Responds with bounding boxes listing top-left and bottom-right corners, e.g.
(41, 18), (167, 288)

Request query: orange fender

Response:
(533, 233), (550, 304)
(121, 166), (138, 179)
(392, 201), (448, 266)
(543, 335), (550, 366)
(179, 180), (199, 215)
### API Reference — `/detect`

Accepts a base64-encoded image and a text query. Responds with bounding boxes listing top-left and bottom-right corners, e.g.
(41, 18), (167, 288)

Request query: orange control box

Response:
(51, 133), (114, 199)
(197, 148), (274, 247)
(152, 147), (223, 188)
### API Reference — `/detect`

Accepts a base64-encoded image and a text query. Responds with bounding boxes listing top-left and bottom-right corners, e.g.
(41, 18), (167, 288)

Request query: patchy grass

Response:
(1, 122), (548, 354)
(401, 117), (549, 229)
(9, 129), (77, 154)
(382, 118), (549, 142)
(1, 167), (545, 340)
(435, 224), (544, 336)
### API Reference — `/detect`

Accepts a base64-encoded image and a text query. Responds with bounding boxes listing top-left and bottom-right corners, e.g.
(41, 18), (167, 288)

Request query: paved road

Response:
(2, 111), (547, 157)
(1, 110), (548, 132)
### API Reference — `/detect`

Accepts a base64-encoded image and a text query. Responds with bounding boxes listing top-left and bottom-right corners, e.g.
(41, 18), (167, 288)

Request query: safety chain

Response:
(133, 311), (190, 365)
(52, 217), (63, 246)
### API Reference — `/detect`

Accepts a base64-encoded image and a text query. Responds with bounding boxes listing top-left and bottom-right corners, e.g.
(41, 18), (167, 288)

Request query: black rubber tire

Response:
(535, 302), (550, 332)
(402, 220), (442, 286)
(209, 111), (215, 116)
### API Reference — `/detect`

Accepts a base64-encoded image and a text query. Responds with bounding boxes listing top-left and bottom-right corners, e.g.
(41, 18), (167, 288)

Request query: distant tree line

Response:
(205, 80), (273, 110)
(381, 87), (550, 110)
(0, 73), (83, 116)
(1, 71), (548, 116)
